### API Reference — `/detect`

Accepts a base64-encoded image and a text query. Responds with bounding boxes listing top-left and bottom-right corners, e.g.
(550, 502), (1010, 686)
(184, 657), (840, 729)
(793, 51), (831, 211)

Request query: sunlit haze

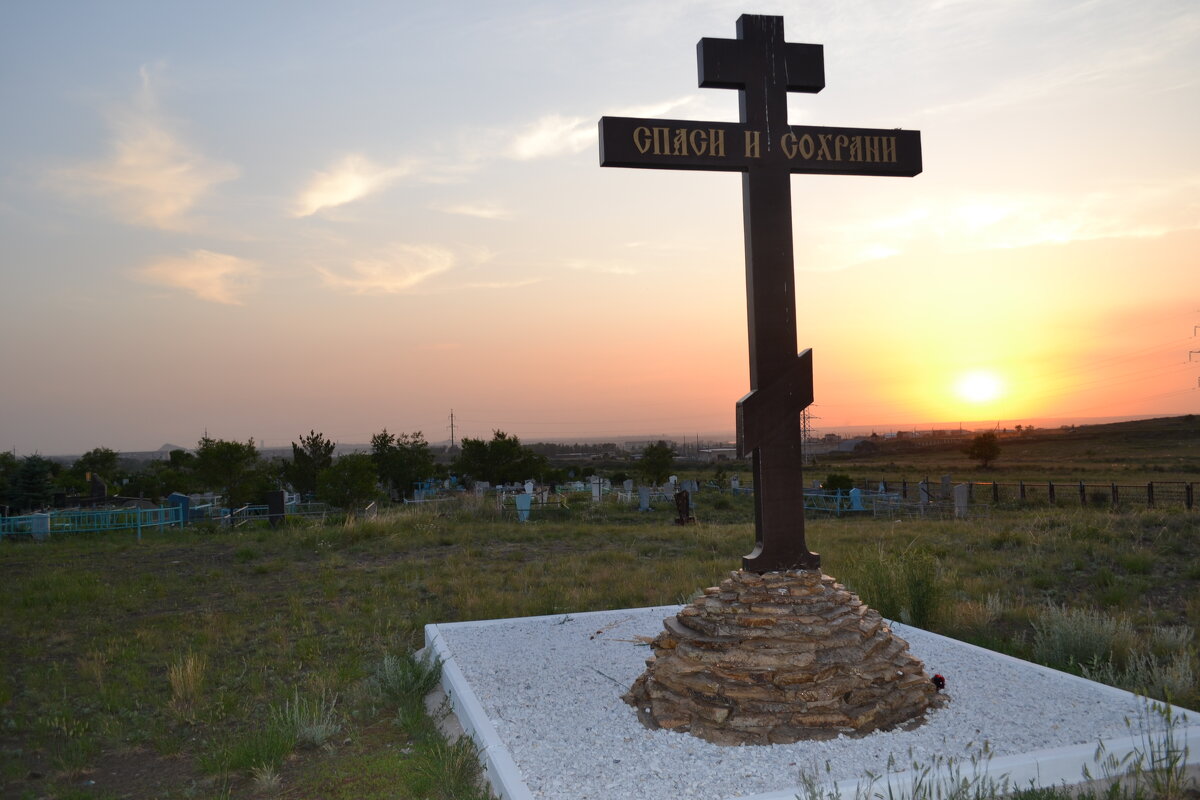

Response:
(2, 1), (1198, 455)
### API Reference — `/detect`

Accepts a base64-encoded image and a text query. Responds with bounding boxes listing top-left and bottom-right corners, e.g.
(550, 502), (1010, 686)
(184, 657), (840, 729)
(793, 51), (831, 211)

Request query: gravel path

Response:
(431, 606), (1195, 800)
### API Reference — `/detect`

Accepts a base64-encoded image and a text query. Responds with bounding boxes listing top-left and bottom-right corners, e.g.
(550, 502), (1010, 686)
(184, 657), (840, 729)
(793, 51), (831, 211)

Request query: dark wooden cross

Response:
(599, 14), (921, 573)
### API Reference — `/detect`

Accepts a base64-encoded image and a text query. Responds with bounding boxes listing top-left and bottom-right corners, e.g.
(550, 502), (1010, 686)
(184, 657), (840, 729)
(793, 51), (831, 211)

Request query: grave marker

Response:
(601, 14), (921, 572)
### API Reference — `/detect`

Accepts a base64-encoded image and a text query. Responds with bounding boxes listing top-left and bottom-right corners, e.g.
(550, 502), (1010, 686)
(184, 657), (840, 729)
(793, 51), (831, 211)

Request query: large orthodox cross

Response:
(600, 14), (921, 572)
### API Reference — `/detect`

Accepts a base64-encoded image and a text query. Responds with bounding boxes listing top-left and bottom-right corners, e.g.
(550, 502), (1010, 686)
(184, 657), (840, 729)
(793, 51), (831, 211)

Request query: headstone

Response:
(601, 14), (920, 573)
(514, 492), (532, 522)
(729, 475), (740, 492)
(954, 483), (970, 518)
(940, 474), (952, 500)
(590, 475), (602, 502)
(265, 489), (286, 529)
(674, 490), (696, 525)
(623, 478), (634, 492)
(167, 492), (190, 526)
(30, 513), (50, 542)
(919, 480), (931, 506)
(638, 486), (652, 512)
(524, 480), (535, 494)
(848, 487), (865, 512)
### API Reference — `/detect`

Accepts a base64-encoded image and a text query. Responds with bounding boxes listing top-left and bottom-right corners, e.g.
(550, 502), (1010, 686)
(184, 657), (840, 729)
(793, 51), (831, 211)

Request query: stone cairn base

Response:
(623, 569), (945, 745)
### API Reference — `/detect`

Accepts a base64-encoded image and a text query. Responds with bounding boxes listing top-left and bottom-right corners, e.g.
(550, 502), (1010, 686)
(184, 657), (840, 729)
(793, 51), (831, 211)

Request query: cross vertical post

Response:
(599, 14), (921, 572)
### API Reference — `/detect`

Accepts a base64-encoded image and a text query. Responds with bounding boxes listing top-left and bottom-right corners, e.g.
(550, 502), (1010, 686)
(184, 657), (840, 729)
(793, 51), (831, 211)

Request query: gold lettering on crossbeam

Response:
(632, 126), (900, 164)
(633, 126), (726, 157)
(780, 132), (899, 163)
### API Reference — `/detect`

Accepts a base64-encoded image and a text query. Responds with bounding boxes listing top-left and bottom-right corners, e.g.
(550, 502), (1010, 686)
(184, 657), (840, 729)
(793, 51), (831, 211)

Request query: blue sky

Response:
(2, 1), (1198, 455)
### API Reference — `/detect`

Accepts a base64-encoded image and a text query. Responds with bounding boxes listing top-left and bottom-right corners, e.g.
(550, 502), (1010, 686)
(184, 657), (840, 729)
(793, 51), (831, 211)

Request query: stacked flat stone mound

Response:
(624, 569), (945, 745)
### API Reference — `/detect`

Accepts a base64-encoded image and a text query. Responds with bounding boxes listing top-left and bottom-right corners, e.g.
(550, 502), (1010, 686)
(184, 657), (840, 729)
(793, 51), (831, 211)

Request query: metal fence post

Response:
(1146, 482), (1154, 508)
(1187, 483), (1194, 510)
(1111, 483), (1119, 508)
(1048, 481), (1056, 504)
(1079, 481), (1086, 507)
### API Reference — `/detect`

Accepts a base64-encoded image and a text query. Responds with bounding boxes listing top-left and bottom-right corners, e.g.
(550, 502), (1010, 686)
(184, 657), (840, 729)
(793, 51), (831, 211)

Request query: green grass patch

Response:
(1, 499), (1197, 797)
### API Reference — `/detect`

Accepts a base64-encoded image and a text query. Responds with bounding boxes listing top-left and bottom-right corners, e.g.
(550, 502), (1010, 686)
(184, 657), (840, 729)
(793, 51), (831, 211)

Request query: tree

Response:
(317, 454), (380, 513)
(284, 430), (335, 498)
(452, 430), (546, 486)
(72, 447), (120, 481)
(62, 447), (122, 495)
(193, 436), (267, 508)
(7, 455), (56, 513)
(638, 440), (675, 486)
(964, 432), (1001, 469)
(370, 430), (436, 500)
(0, 452), (18, 512)
(122, 461), (193, 502)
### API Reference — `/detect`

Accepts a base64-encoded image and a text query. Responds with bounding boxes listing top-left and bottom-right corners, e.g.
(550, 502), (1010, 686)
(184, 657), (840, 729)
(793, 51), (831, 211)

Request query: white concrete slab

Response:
(425, 606), (1199, 800)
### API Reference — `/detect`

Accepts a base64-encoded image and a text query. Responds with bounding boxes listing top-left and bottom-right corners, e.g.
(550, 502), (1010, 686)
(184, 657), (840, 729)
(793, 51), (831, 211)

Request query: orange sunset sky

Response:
(1, 1), (1197, 455)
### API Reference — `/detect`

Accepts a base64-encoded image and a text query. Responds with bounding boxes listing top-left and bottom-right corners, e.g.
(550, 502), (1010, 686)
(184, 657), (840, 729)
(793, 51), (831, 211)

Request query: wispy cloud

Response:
(508, 114), (594, 161)
(566, 258), (638, 276)
(461, 278), (543, 290)
(316, 244), (453, 294)
(135, 250), (259, 304)
(505, 96), (696, 162)
(293, 154), (412, 217)
(814, 178), (1200, 271)
(52, 66), (238, 231)
(434, 202), (512, 220)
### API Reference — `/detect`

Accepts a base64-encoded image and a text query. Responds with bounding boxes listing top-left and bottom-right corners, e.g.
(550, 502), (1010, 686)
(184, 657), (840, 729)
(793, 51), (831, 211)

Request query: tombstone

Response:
(638, 486), (652, 512)
(524, 480), (535, 494)
(167, 492), (190, 526)
(878, 481), (887, 494)
(683, 479), (700, 494)
(940, 474), (952, 500)
(265, 489), (286, 529)
(954, 483), (970, 518)
(89, 473), (107, 500)
(623, 478), (634, 492)
(601, 14), (920, 573)
(674, 490), (696, 525)
(474, 481), (489, 498)
(590, 475), (602, 502)
(514, 492), (532, 522)
(729, 475), (740, 492)
(919, 480), (931, 506)
(848, 487), (865, 512)
(30, 513), (50, 542)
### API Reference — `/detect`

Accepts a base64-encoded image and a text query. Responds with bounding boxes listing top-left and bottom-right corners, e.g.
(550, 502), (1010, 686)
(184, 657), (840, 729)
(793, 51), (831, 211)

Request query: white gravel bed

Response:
(428, 606), (1198, 800)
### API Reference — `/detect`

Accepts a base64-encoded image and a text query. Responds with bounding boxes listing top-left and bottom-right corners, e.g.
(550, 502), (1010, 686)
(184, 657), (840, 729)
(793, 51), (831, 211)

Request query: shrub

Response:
(270, 689), (341, 749)
(823, 474), (853, 492)
(1031, 604), (1136, 672)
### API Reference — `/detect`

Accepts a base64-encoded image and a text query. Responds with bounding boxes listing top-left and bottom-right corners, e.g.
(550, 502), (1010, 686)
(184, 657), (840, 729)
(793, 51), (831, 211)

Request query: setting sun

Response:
(955, 370), (1004, 404)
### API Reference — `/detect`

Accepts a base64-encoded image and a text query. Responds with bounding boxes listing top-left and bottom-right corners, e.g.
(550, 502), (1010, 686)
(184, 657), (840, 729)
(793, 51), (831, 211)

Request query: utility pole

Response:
(448, 410), (457, 449)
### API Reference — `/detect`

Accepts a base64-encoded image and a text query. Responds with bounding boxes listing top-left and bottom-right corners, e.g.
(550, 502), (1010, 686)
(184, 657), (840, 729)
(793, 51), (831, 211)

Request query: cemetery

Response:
(1, 12), (1198, 800)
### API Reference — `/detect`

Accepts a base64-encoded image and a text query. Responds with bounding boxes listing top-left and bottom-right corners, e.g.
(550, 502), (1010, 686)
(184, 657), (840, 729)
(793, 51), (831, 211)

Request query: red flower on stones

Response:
(932, 674), (946, 691)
